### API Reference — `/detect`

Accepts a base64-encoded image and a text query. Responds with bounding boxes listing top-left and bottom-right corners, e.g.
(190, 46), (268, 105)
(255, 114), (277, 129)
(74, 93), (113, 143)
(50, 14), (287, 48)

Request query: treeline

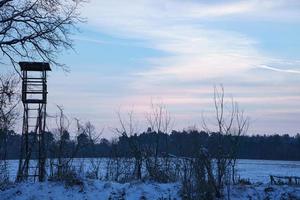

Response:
(2, 129), (300, 161)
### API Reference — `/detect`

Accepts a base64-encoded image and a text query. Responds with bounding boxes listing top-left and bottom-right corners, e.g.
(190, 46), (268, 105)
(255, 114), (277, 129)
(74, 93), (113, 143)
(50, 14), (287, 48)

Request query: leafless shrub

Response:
(105, 144), (133, 182)
(180, 149), (215, 200)
(180, 158), (194, 200)
(49, 105), (81, 183)
(105, 139), (124, 182)
(145, 101), (175, 183)
(84, 122), (103, 179)
(86, 158), (102, 180)
(0, 73), (19, 187)
(113, 109), (143, 181)
(200, 85), (249, 198)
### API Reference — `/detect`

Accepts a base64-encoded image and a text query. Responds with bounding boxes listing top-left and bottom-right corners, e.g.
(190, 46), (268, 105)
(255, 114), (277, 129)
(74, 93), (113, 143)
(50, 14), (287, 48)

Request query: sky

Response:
(3, 0), (300, 138)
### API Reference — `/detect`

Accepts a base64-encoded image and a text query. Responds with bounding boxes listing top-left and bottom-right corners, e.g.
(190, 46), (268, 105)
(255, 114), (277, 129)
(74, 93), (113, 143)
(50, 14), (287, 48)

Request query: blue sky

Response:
(3, 0), (300, 137)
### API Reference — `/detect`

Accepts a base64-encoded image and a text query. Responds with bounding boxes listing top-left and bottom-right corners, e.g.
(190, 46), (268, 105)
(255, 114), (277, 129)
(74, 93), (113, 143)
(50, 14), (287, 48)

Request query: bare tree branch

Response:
(0, 0), (86, 72)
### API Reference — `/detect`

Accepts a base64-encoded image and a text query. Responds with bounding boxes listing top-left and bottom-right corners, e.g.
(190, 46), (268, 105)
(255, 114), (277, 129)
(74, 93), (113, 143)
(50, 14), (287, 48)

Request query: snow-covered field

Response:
(1, 159), (300, 199)
(1, 180), (300, 200)
(237, 159), (300, 183)
(6, 159), (300, 183)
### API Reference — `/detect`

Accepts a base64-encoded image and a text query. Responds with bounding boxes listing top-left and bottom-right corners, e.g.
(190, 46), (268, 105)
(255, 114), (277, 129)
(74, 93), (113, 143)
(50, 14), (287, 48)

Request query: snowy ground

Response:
(2, 159), (300, 199)
(229, 184), (300, 200)
(1, 180), (300, 200)
(1, 180), (181, 200)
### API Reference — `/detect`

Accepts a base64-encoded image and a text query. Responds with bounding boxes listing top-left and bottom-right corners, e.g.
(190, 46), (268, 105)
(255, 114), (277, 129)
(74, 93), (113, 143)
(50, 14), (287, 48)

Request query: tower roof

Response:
(19, 62), (51, 71)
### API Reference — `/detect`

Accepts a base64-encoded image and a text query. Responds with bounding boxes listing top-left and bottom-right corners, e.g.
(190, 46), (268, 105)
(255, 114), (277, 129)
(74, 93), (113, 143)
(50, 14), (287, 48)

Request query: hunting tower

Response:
(17, 62), (51, 182)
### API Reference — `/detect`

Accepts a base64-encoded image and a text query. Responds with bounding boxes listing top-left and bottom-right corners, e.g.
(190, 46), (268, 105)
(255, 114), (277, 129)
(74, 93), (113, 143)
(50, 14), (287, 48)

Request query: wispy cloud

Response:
(69, 0), (300, 135)
(81, 0), (300, 82)
(73, 36), (107, 45)
(259, 65), (300, 74)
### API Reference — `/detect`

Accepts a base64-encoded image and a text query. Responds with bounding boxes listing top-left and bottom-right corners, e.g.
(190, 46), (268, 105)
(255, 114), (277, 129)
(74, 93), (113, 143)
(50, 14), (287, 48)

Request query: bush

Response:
(0, 161), (10, 191)
(48, 166), (84, 189)
(237, 178), (251, 185)
(86, 171), (98, 180)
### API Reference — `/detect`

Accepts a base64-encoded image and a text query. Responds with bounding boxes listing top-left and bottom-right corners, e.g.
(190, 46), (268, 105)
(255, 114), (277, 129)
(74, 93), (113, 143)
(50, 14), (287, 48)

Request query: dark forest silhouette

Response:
(2, 129), (300, 161)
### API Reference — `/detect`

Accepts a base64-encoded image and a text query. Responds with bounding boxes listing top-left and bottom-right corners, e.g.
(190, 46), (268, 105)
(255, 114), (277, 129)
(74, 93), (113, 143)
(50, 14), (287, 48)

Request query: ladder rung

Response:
(25, 78), (45, 80)
(26, 92), (45, 94)
(25, 78), (44, 81)
(27, 90), (44, 92)
(26, 81), (44, 84)
(25, 77), (45, 79)
(24, 81), (44, 83)
(24, 83), (44, 86)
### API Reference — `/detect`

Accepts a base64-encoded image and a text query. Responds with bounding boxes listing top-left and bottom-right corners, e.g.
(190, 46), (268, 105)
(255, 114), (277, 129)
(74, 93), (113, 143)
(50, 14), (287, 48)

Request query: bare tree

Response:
(49, 105), (71, 179)
(202, 85), (249, 198)
(146, 101), (172, 135)
(145, 101), (174, 182)
(0, 0), (85, 72)
(230, 106), (249, 184)
(85, 121), (102, 146)
(84, 121), (103, 179)
(0, 73), (19, 187)
(0, 73), (19, 130)
(114, 109), (143, 180)
(49, 105), (81, 182)
(146, 101), (172, 159)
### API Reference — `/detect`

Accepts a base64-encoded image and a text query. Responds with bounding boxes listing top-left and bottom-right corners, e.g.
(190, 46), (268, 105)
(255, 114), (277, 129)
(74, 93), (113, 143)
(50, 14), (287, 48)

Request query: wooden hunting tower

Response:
(17, 62), (51, 182)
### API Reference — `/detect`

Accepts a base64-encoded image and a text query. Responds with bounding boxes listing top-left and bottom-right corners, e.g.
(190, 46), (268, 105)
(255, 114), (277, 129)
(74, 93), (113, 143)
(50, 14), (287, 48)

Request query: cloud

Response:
(73, 36), (106, 45)
(80, 0), (300, 83)
(70, 0), (300, 135)
(259, 65), (300, 74)
(81, 1), (260, 80)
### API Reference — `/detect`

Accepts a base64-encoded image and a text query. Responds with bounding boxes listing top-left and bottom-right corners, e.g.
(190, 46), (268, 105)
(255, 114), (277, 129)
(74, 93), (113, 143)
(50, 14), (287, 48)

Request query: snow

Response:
(229, 184), (300, 200)
(1, 180), (180, 200)
(2, 159), (300, 199)
(236, 159), (300, 183)
(6, 159), (300, 183)
(1, 180), (300, 200)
